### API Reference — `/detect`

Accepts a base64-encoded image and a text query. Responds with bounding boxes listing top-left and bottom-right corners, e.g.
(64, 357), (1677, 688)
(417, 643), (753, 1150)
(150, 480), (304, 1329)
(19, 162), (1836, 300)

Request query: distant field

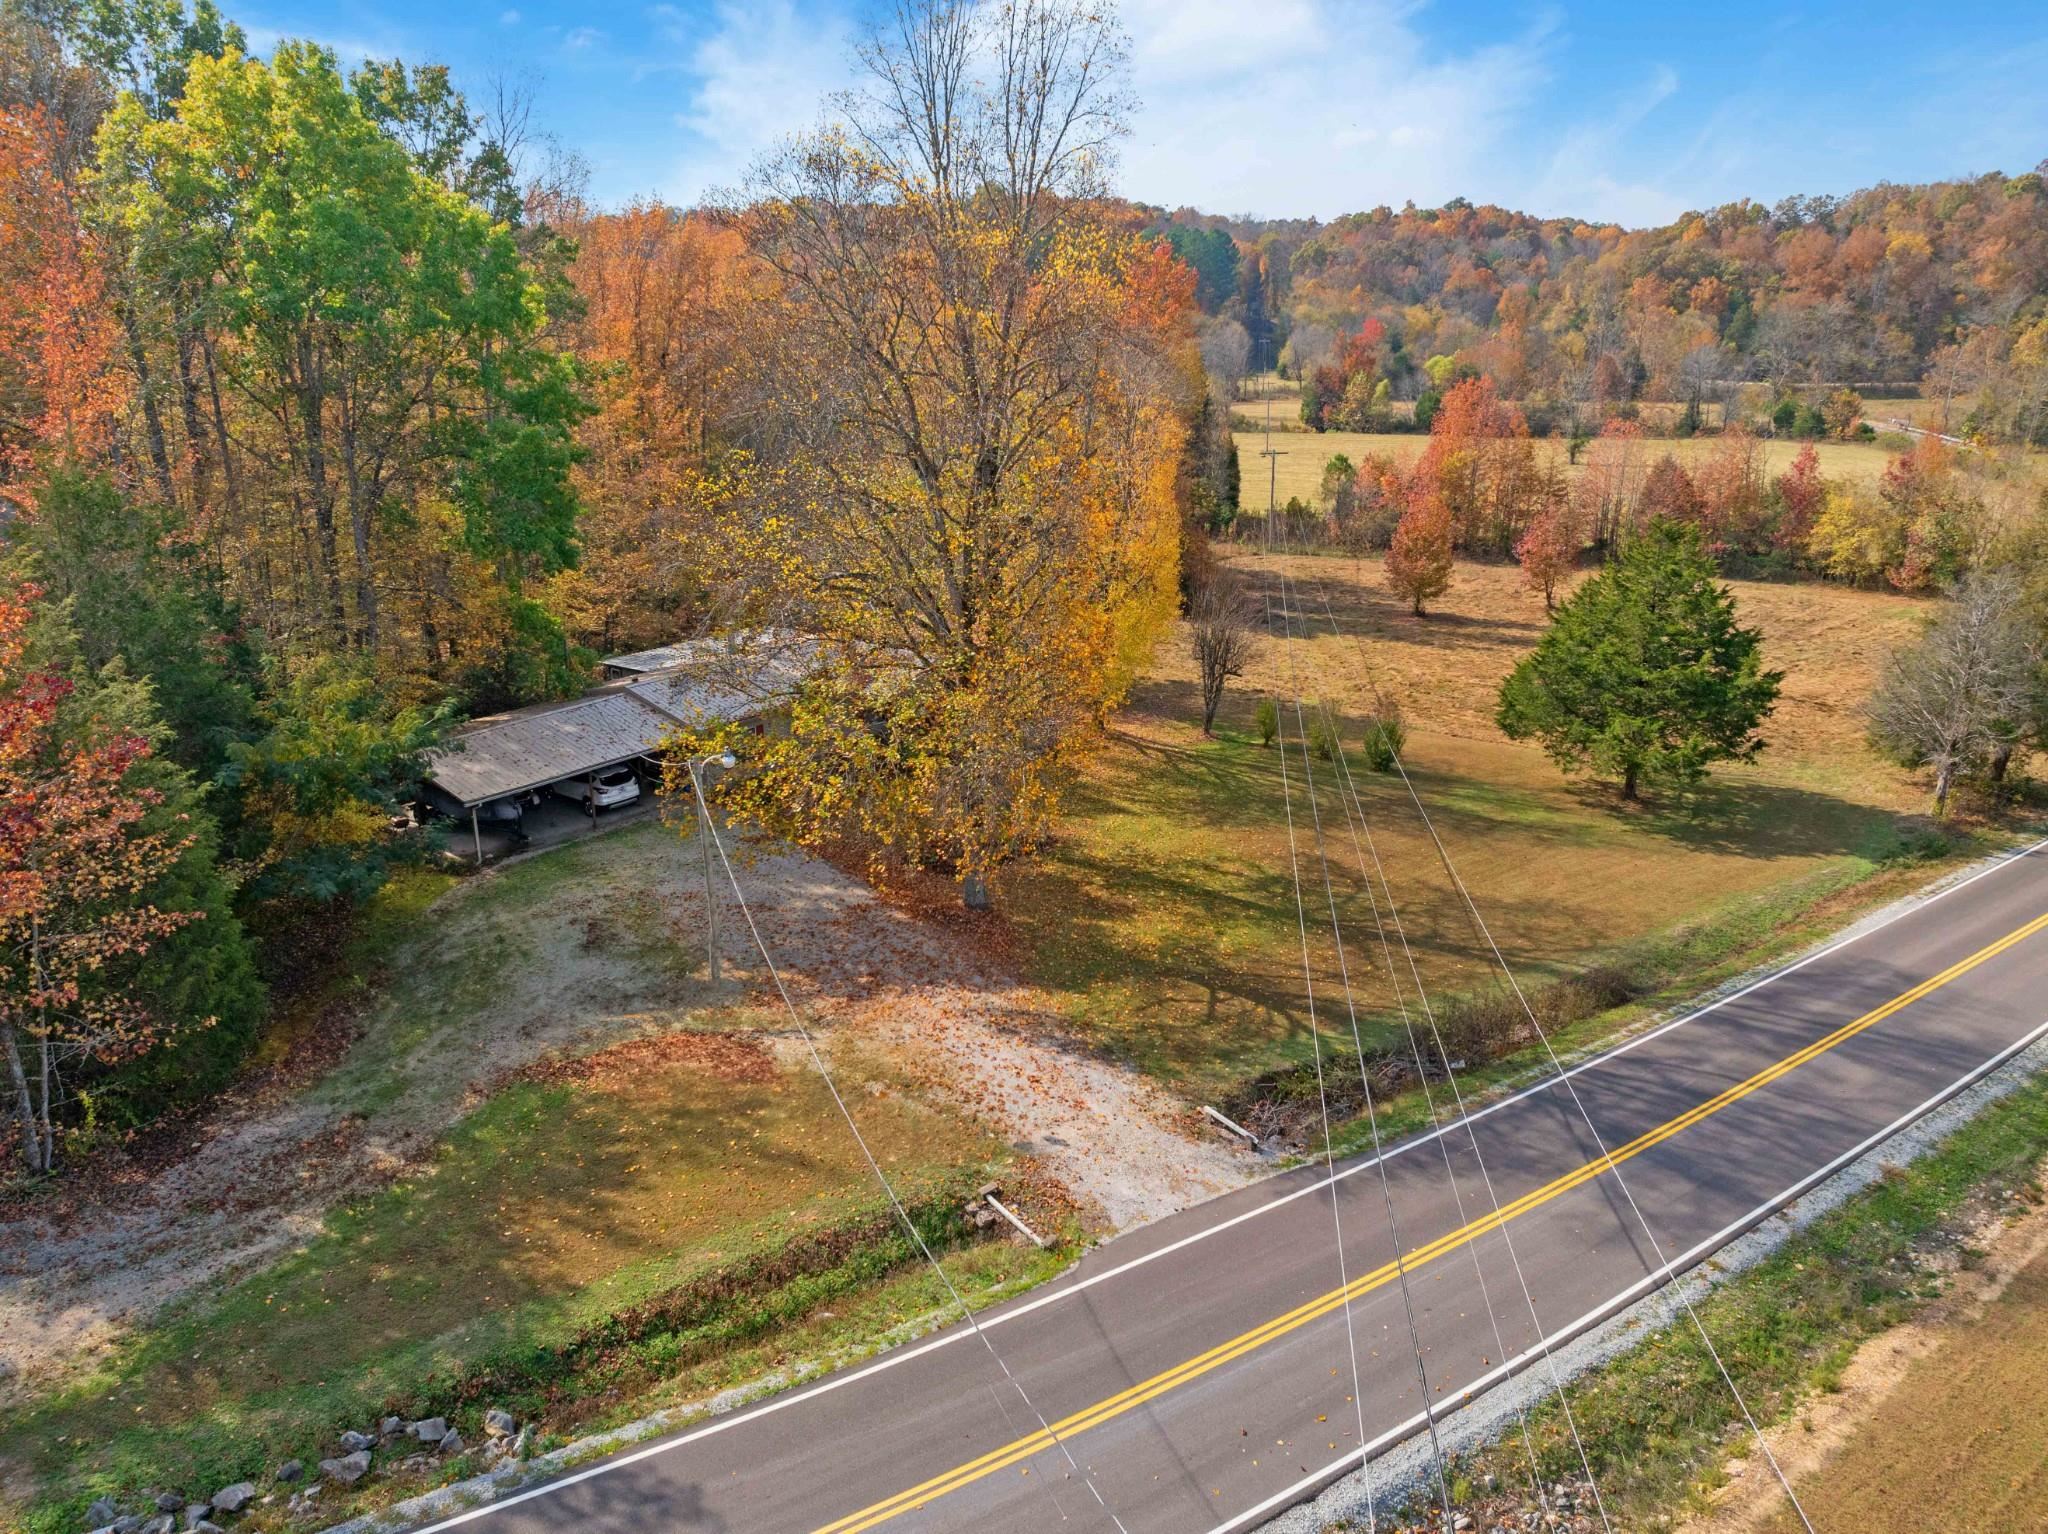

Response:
(1234, 429), (1905, 508)
(1000, 554), (1943, 1099)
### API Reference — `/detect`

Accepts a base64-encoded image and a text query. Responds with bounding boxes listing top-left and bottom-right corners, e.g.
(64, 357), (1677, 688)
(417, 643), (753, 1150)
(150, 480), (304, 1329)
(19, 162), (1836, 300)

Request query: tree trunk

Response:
(341, 410), (378, 651)
(1622, 763), (1640, 801)
(962, 869), (992, 912)
(296, 334), (347, 640)
(1, 1022), (41, 1174)
(36, 1033), (52, 1173)
(1933, 760), (1955, 817)
(121, 306), (177, 505)
(176, 327), (211, 518)
(1988, 742), (2013, 784)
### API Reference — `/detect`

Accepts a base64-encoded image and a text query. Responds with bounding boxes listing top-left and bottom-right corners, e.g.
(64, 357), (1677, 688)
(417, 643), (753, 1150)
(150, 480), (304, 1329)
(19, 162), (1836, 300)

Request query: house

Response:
(420, 634), (810, 863)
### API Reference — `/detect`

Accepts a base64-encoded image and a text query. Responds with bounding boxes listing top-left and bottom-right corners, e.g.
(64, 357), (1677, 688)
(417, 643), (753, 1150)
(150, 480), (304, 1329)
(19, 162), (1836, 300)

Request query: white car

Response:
(551, 766), (642, 811)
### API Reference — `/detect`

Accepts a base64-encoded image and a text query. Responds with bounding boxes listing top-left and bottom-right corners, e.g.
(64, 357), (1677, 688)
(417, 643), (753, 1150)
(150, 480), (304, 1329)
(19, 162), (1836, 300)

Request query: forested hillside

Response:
(1157, 171), (2048, 443)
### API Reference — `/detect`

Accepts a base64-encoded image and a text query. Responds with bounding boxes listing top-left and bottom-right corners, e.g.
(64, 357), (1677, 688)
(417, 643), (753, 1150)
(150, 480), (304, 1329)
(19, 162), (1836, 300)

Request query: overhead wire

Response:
(1312, 583), (1821, 1534)
(1269, 584), (1457, 1530)
(1264, 592), (1383, 1534)
(684, 760), (1131, 1533)
(1286, 572), (1612, 1530)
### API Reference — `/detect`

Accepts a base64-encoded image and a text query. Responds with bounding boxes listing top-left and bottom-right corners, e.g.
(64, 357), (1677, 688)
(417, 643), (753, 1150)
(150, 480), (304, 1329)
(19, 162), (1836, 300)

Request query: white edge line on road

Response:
(405, 836), (2047, 1534)
(1210, 1010), (2048, 1534)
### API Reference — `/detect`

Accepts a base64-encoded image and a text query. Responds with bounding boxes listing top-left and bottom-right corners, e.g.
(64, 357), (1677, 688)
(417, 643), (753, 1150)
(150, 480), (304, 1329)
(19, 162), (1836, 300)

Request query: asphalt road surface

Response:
(410, 839), (2048, 1534)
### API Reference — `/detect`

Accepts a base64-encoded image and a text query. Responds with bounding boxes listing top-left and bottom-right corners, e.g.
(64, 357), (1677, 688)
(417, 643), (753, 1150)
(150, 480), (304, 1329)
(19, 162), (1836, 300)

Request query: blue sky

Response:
(235, 0), (2048, 225)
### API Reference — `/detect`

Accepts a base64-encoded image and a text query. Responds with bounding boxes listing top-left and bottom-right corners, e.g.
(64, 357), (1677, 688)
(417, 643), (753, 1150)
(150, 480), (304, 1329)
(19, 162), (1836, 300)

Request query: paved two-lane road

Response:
(411, 840), (2048, 1534)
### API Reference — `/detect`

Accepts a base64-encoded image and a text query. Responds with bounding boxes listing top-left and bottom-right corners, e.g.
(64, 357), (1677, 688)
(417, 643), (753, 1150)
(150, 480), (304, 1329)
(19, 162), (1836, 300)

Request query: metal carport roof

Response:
(422, 640), (812, 808)
(422, 691), (677, 808)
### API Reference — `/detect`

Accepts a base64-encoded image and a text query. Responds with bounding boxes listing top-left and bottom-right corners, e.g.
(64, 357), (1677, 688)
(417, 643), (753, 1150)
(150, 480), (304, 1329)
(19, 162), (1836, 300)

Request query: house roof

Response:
(422, 638), (814, 807)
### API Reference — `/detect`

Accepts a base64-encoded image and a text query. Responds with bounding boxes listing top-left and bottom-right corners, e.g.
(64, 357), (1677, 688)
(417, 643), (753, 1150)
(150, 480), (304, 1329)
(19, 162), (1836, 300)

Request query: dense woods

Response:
(1159, 174), (2048, 443)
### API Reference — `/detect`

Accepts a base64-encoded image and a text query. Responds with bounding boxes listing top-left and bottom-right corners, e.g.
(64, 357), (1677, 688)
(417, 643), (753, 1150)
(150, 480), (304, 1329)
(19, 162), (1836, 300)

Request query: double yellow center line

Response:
(811, 907), (2048, 1534)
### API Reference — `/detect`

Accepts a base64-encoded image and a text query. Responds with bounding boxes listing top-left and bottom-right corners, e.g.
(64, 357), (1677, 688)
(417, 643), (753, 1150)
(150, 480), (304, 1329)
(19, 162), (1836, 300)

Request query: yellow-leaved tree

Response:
(692, 0), (1190, 909)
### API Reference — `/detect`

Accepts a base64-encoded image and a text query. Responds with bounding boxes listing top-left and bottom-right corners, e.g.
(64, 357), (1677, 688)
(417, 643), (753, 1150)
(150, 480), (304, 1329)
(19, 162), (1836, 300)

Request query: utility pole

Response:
(1259, 389), (1285, 554)
(687, 750), (739, 985)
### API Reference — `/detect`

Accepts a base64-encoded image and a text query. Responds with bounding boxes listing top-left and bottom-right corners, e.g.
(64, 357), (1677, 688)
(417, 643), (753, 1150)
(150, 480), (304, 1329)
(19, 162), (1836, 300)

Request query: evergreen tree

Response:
(1497, 520), (1781, 799)
(8, 581), (265, 1142)
(26, 466), (260, 780)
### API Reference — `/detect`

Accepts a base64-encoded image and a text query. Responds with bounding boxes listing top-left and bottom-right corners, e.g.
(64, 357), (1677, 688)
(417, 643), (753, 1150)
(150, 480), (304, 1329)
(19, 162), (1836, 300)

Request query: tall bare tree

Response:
(1188, 571), (1258, 733)
(705, 0), (1188, 908)
(1867, 571), (2040, 814)
(1199, 317), (1250, 400)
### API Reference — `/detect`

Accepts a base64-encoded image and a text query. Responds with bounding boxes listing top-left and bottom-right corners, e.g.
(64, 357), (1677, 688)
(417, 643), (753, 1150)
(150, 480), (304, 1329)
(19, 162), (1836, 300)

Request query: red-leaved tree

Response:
(0, 586), (203, 1173)
(1517, 496), (1578, 612)
(1772, 442), (1826, 557)
(1386, 492), (1455, 616)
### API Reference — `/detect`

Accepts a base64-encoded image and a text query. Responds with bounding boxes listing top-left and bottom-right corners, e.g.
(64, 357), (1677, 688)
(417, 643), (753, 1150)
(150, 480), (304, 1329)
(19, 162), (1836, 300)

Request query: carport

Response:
(421, 641), (811, 864)
(422, 689), (680, 864)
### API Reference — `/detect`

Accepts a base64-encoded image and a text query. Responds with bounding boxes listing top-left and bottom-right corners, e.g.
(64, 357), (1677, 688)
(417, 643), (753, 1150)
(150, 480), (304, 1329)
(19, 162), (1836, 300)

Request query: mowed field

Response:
(1000, 554), (1943, 1100)
(1234, 428), (1904, 508)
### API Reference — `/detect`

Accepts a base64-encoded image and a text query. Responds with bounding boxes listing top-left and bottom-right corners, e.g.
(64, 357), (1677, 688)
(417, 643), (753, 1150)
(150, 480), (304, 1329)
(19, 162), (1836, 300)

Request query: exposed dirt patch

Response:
(727, 842), (1256, 1231)
(1683, 1165), (2048, 1534)
(512, 1028), (780, 1089)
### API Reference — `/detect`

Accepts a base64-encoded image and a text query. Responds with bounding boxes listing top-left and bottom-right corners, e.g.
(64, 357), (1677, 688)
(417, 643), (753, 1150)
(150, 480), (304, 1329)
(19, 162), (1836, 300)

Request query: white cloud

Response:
(661, 0), (856, 203)
(499, 8), (521, 25)
(563, 25), (605, 52)
(1117, 0), (1554, 218)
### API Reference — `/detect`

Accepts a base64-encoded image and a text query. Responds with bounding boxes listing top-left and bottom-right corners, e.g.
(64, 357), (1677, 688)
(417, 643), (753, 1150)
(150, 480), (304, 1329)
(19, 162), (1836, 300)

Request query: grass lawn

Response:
(999, 554), (1973, 1104)
(1234, 429), (1907, 508)
(10, 1055), (1013, 1526)
(4, 826), (1021, 1530)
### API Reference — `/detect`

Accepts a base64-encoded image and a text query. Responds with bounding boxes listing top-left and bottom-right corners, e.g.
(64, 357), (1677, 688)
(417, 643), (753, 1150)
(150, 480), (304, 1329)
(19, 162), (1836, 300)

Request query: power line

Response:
(1288, 575), (1613, 1531)
(1312, 587), (1821, 1534)
(1270, 586), (1457, 1530)
(1265, 592), (1382, 1533)
(685, 761), (1130, 1533)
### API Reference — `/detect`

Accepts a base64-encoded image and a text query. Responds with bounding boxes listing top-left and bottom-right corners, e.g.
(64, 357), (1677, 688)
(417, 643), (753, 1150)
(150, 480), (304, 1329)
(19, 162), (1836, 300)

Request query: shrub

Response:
(1360, 702), (1405, 772)
(1307, 706), (1342, 761)
(1434, 963), (1644, 1064)
(1254, 696), (1278, 747)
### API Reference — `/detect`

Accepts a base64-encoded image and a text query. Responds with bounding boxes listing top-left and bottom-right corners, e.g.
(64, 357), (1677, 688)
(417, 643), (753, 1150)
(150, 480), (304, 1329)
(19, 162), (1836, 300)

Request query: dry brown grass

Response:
(1234, 430), (1907, 507)
(999, 554), (1947, 1097)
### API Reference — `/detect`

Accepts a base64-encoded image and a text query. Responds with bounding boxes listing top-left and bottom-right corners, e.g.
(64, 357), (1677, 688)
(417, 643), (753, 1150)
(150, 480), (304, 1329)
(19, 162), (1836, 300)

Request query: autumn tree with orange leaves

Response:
(1517, 496), (1578, 611)
(694, 0), (1188, 909)
(0, 105), (122, 504)
(1386, 493), (1455, 616)
(1406, 375), (1544, 556)
(546, 202), (756, 655)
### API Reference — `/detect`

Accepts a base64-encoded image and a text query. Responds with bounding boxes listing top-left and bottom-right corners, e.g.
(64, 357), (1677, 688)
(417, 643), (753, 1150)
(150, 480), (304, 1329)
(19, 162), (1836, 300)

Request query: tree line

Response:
(1251, 373), (2048, 816)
